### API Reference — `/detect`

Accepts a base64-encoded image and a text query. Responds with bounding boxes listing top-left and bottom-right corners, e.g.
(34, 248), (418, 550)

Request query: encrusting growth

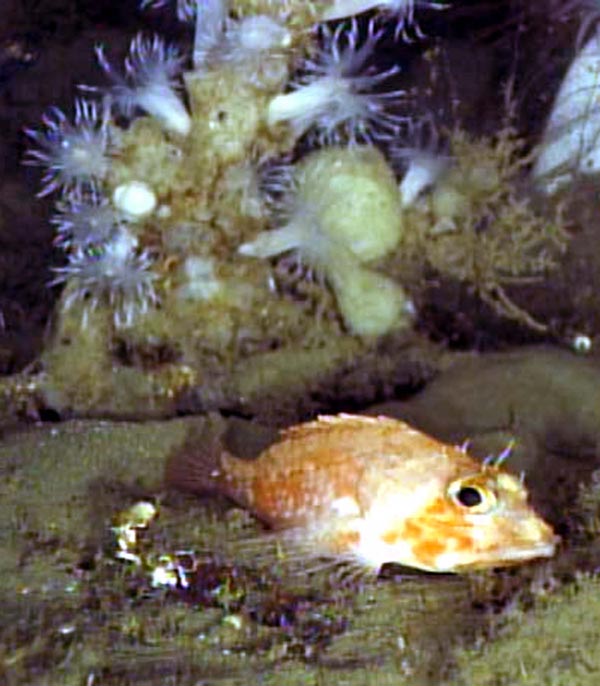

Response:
(19, 0), (571, 415)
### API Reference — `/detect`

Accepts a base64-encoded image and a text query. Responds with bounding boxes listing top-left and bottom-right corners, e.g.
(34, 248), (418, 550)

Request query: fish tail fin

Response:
(165, 413), (235, 497)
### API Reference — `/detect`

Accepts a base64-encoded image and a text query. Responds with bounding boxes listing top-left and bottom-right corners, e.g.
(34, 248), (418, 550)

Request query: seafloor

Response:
(3, 348), (600, 686)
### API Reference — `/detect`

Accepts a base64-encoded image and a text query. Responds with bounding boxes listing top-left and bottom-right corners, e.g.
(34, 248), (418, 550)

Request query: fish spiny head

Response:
(377, 467), (558, 573)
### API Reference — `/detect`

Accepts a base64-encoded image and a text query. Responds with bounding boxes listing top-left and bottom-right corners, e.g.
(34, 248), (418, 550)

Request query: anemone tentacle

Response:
(24, 98), (112, 198)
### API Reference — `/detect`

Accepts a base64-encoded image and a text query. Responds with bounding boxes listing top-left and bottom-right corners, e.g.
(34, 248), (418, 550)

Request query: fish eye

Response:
(448, 478), (497, 513)
(456, 486), (483, 507)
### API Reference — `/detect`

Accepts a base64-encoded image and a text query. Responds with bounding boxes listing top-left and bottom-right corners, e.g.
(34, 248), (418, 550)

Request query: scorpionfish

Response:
(166, 413), (557, 573)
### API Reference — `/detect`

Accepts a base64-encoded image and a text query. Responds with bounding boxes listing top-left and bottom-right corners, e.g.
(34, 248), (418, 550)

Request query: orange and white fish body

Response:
(167, 414), (557, 573)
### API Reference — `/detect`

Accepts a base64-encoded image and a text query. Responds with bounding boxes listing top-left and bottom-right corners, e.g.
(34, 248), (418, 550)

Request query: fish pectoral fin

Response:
(298, 513), (363, 558)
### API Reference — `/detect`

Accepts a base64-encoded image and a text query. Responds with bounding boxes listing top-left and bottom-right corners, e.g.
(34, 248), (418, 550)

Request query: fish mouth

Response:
(492, 538), (558, 563)
(455, 537), (559, 571)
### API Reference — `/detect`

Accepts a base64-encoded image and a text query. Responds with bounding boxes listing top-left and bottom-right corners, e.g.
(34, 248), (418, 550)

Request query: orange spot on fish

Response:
(381, 530), (400, 546)
(411, 537), (447, 565)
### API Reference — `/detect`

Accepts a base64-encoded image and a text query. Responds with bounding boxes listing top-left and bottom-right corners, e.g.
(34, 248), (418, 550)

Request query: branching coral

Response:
(397, 131), (569, 332)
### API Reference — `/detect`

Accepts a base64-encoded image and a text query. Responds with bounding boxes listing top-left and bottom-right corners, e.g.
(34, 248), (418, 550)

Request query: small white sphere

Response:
(113, 181), (157, 218)
(572, 334), (593, 354)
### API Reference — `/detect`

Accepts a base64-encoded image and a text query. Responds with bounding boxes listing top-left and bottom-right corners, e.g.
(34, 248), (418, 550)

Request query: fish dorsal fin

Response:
(278, 413), (413, 442)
